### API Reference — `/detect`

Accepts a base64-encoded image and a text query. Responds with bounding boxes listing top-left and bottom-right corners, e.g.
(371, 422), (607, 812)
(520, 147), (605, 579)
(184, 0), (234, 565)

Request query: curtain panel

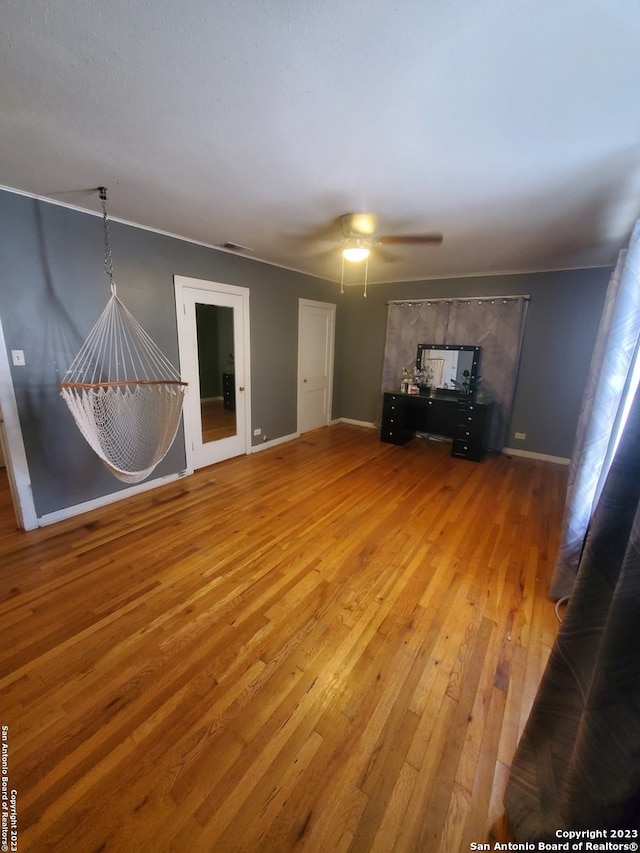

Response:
(550, 219), (640, 599)
(381, 296), (528, 450)
(504, 379), (640, 836)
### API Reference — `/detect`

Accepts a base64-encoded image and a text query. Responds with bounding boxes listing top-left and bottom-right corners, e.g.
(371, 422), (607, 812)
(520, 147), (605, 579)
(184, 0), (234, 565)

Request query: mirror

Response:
(196, 303), (237, 443)
(415, 344), (481, 394)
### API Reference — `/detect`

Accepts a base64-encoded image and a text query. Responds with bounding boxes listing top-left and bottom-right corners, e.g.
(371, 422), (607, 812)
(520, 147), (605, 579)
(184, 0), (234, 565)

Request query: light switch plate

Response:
(11, 349), (25, 366)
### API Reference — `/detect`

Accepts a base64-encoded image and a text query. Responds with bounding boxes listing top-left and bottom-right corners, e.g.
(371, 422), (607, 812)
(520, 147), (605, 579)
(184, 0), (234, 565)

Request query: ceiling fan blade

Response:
(378, 233), (443, 245)
(371, 244), (400, 263)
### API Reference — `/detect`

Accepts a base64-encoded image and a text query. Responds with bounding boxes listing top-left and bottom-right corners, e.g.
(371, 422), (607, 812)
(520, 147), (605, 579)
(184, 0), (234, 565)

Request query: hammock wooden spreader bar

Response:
(60, 379), (188, 390)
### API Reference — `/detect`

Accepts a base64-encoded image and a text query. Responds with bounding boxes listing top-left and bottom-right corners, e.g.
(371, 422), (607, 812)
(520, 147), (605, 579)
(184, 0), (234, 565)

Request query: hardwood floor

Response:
(201, 398), (237, 443)
(0, 425), (567, 852)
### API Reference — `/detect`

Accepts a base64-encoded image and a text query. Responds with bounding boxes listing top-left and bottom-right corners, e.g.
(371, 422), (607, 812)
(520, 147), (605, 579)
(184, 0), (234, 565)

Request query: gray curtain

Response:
(504, 379), (640, 836)
(381, 299), (450, 392)
(551, 219), (640, 600)
(381, 296), (528, 449)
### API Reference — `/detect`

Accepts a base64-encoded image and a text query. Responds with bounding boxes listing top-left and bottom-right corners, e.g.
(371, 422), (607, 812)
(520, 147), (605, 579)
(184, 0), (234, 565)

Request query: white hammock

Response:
(60, 288), (187, 483)
(60, 188), (186, 483)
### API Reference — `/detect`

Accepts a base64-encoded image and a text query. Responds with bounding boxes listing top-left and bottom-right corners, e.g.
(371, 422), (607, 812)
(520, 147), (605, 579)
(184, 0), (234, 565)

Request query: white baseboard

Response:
(251, 431), (299, 453)
(37, 470), (188, 527)
(340, 418), (376, 429)
(502, 446), (570, 465)
(38, 425), (334, 524)
(339, 419), (569, 463)
(33, 431), (569, 528)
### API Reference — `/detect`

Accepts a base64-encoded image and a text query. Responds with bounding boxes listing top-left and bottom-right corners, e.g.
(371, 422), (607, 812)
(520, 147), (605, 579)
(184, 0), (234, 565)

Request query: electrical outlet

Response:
(253, 427), (261, 436)
(11, 349), (25, 366)
(514, 432), (526, 440)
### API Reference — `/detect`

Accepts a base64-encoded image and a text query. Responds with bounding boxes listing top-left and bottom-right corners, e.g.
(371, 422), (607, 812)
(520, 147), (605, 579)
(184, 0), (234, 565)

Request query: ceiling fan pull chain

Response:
(340, 253), (345, 294)
(363, 255), (369, 298)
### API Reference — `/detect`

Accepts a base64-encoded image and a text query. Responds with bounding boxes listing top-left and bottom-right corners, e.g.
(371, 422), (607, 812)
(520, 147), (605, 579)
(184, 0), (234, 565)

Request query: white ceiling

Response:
(2, 0), (640, 285)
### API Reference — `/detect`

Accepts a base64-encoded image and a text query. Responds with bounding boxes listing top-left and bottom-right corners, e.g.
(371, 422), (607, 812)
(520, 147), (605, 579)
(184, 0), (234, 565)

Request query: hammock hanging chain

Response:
(99, 186), (116, 296)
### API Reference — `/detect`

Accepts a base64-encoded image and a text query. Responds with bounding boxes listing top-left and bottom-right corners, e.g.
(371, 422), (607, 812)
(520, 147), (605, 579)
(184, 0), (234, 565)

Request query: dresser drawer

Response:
(455, 418), (485, 438)
(385, 393), (404, 405)
(456, 403), (487, 433)
(452, 401), (490, 459)
(381, 427), (410, 445)
(452, 437), (484, 461)
(381, 394), (411, 445)
(455, 424), (481, 441)
(381, 416), (411, 445)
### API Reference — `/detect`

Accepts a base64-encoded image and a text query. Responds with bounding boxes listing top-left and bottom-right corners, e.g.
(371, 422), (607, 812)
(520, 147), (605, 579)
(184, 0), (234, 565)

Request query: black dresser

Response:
(222, 372), (236, 411)
(381, 392), (491, 461)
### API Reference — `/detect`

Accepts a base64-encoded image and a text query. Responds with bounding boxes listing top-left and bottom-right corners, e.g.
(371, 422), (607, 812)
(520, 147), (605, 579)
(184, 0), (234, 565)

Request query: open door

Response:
(175, 277), (251, 472)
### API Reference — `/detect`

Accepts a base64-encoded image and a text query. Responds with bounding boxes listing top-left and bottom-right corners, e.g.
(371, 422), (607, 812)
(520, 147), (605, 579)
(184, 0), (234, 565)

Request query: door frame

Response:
(174, 275), (251, 473)
(297, 298), (336, 434)
(0, 315), (38, 530)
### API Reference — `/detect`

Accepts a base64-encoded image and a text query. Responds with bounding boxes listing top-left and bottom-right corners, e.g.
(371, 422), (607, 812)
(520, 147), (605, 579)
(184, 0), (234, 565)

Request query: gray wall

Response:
(0, 190), (340, 516)
(0, 188), (610, 520)
(337, 269), (609, 458)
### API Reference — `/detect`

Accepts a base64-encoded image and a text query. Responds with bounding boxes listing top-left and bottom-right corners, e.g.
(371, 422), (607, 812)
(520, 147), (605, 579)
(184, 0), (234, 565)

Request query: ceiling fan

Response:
(339, 212), (443, 262)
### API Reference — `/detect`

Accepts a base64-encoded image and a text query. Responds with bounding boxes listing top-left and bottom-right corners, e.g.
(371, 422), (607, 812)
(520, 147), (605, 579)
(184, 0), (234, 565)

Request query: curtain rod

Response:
(387, 294), (530, 305)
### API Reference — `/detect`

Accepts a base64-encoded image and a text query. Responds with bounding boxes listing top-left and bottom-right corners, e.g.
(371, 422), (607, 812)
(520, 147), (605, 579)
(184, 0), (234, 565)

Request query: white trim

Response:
(0, 316), (38, 529)
(251, 422), (376, 452)
(0, 184), (334, 284)
(174, 275), (252, 471)
(502, 446), (570, 465)
(340, 418), (376, 429)
(37, 470), (187, 526)
(0, 186), (615, 286)
(250, 432), (299, 453)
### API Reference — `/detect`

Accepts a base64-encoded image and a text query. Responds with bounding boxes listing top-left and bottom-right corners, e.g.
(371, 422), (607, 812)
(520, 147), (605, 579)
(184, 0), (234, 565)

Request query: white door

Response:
(297, 299), (336, 434)
(175, 277), (251, 471)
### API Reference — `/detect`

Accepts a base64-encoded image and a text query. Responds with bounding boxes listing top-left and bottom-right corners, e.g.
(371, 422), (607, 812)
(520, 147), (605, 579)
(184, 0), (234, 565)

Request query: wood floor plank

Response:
(0, 424), (566, 852)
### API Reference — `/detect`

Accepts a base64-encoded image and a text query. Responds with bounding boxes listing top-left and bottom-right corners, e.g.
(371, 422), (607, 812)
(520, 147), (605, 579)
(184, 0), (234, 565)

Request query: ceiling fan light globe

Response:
(343, 246), (370, 262)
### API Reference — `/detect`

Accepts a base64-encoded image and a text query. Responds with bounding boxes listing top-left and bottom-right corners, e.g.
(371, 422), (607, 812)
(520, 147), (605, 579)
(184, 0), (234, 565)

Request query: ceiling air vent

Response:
(220, 242), (253, 253)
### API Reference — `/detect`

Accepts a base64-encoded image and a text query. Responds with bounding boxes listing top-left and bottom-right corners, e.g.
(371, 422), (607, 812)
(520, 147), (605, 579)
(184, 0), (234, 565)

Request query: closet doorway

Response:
(297, 299), (336, 434)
